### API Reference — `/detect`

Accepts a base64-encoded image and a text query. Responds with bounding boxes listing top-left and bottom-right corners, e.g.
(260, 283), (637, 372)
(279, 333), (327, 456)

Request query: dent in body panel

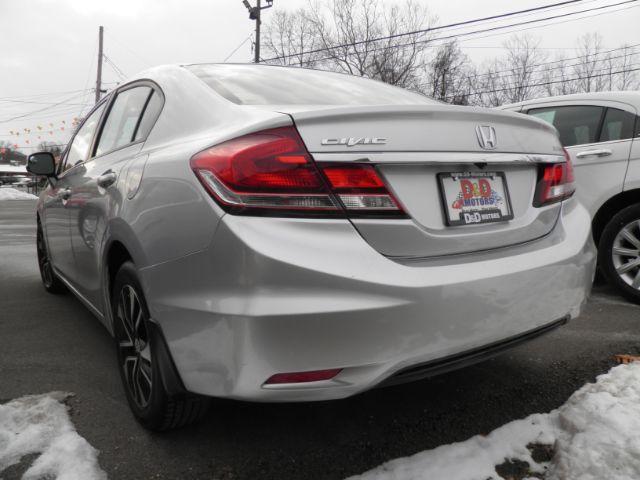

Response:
(141, 204), (594, 398)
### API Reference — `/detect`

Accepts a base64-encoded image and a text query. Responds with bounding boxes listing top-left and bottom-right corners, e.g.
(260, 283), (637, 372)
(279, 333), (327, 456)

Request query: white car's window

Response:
(528, 105), (604, 147)
(63, 102), (107, 172)
(186, 64), (437, 106)
(600, 108), (635, 142)
(95, 86), (152, 156)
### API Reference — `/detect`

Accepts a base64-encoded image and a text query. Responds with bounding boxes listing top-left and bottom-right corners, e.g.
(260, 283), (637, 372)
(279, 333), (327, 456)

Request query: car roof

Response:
(500, 91), (640, 111)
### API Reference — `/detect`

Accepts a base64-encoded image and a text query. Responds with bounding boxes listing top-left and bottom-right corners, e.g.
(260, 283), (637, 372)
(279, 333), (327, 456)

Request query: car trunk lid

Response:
(284, 105), (565, 258)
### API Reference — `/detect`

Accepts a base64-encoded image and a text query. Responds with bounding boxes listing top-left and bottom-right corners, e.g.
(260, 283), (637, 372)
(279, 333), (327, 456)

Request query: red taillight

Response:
(190, 126), (405, 216)
(533, 148), (576, 207)
(190, 127), (338, 212)
(319, 164), (404, 213)
(264, 369), (342, 385)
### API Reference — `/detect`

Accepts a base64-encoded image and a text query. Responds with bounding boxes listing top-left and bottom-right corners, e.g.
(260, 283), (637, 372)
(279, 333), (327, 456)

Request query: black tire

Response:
(36, 220), (67, 294)
(111, 262), (210, 431)
(598, 203), (640, 305)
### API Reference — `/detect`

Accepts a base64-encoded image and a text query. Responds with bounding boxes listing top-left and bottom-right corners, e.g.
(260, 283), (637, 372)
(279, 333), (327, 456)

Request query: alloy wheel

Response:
(116, 285), (153, 408)
(36, 226), (54, 288)
(611, 219), (640, 290)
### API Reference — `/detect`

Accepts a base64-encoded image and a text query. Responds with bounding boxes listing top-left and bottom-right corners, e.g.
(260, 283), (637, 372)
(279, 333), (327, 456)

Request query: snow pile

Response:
(350, 363), (640, 480)
(0, 187), (37, 200)
(0, 392), (106, 480)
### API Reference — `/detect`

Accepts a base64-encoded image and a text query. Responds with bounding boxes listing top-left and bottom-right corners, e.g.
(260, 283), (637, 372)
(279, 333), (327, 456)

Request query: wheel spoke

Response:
(116, 284), (152, 408)
(131, 357), (143, 405)
(139, 342), (152, 362)
(613, 246), (639, 258)
(621, 227), (640, 249)
(137, 358), (152, 395)
(133, 309), (143, 338)
(117, 301), (134, 345)
(123, 355), (137, 385)
(616, 258), (640, 275)
(128, 287), (136, 325)
(632, 270), (640, 289)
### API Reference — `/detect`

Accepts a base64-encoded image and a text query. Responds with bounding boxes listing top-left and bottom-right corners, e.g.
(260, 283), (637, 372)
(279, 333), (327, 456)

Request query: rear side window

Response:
(600, 108), (635, 142)
(134, 91), (163, 142)
(95, 86), (152, 156)
(186, 64), (437, 106)
(528, 106), (604, 147)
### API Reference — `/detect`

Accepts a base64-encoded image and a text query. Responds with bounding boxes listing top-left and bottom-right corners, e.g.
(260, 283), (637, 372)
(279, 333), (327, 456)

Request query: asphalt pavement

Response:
(1, 199), (639, 480)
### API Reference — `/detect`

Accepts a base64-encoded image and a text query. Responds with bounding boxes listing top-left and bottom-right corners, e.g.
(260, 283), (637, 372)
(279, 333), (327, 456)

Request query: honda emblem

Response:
(475, 125), (497, 150)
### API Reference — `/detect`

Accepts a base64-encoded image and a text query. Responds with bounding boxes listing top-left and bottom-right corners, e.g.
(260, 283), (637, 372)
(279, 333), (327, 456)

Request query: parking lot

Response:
(1, 199), (639, 480)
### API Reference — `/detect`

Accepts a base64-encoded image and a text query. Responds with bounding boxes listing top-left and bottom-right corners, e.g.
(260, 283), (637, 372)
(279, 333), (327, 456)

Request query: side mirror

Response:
(27, 152), (57, 177)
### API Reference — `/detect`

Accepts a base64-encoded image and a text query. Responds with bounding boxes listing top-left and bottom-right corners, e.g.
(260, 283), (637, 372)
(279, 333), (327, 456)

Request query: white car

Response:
(501, 92), (640, 303)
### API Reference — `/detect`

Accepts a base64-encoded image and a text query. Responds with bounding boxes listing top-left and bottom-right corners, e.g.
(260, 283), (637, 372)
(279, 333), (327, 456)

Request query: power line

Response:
(263, 0), (606, 62)
(447, 66), (640, 99)
(308, 1), (638, 65)
(223, 33), (255, 62)
(0, 92), (89, 124)
(467, 46), (639, 83)
(266, 0), (637, 63)
(0, 98), (87, 107)
(0, 89), (93, 102)
(103, 54), (127, 80)
(467, 43), (640, 79)
(105, 31), (153, 68)
(451, 3), (638, 47)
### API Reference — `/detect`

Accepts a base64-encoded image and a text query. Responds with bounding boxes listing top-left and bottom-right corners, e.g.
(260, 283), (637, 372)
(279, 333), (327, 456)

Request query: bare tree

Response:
(423, 40), (472, 104)
(37, 141), (64, 158)
(262, 9), (321, 67)
(610, 44), (639, 90)
(497, 35), (547, 103)
(541, 56), (579, 96)
(464, 35), (547, 107)
(573, 32), (606, 92)
(263, 0), (435, 89)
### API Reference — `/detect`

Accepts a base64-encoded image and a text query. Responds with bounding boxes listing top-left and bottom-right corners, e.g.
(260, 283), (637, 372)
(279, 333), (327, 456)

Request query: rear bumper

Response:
(141, 199), (595, 401)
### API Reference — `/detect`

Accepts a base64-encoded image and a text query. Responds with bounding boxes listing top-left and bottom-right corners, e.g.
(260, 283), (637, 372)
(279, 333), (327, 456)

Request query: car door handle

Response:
(58, 188), (71, 200)
(97, 171), (117, 188)
(575, 148), (613, 159)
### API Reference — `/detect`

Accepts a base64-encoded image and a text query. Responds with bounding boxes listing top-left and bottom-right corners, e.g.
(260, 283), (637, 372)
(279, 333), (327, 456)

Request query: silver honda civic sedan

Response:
(27, 64), (596, 430)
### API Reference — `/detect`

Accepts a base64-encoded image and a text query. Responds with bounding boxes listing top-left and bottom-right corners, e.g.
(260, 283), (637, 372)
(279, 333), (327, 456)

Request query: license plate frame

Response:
(437, 171), (514, 226)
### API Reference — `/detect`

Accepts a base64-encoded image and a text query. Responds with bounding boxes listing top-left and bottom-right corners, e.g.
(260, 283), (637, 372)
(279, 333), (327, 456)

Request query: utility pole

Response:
(242, 0), (273, 63)
(254, 0), (261, 63)
(95, 26), (104, 104)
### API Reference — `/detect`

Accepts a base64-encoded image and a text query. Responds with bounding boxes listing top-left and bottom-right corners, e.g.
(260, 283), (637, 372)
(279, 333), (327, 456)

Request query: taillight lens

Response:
(533, 149), (576, 207)
(190, 127), (338, 213)
(319, 164), (405, 214)
(190, 126), (405, 217)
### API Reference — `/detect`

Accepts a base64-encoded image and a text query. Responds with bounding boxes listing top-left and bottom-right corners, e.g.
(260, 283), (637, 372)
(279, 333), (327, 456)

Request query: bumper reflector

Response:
(264, 368), (342, 385)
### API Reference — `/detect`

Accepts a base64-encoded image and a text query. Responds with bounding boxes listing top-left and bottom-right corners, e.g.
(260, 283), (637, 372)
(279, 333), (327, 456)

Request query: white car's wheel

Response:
(599, 204), (640, 305)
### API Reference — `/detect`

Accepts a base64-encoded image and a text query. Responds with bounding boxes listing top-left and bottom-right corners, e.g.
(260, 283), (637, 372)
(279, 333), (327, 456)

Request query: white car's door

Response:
(526, 104), (636, 217)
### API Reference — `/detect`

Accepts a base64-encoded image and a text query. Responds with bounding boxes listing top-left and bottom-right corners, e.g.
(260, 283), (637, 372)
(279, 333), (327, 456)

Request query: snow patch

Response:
(0, 392), (106, 480)
(349, 363), (640, 480)
(0, 187), (37, 200)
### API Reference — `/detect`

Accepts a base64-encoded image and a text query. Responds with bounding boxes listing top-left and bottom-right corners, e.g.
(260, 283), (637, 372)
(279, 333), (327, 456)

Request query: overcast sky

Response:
(0, 0), (638, 152)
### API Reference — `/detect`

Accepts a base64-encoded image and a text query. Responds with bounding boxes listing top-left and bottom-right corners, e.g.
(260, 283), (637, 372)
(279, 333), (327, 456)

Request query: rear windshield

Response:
(185, 64), (437, 106)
